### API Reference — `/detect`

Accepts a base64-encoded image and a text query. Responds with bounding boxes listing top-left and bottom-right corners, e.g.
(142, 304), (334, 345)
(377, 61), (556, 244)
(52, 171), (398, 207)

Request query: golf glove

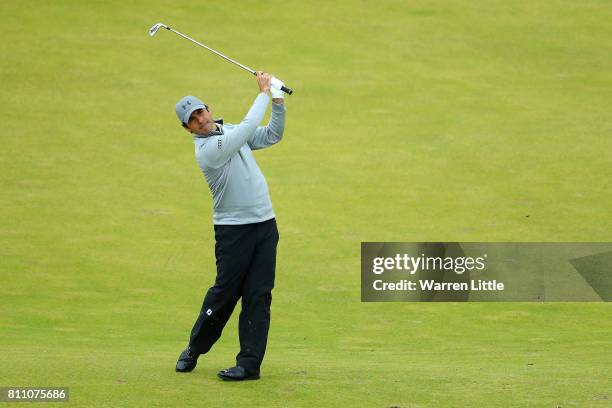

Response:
(270, 76), (285, 99)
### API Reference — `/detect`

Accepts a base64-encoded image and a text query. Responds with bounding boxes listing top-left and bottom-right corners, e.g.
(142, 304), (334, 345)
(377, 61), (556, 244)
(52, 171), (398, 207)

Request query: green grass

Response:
(1, 0), (611, 406)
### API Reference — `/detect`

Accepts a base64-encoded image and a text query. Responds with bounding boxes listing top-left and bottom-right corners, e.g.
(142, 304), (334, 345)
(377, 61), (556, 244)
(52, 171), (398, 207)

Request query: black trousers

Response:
(188, 218), (279, 373)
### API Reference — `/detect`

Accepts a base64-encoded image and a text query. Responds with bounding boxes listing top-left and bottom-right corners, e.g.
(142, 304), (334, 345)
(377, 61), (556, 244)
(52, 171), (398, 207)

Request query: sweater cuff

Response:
(271, 99), (286, 111)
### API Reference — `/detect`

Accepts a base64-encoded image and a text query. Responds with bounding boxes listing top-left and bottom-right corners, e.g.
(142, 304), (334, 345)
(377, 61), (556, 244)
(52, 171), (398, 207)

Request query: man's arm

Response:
(248, 99), (286, 150)
(198, 73), (272, 169)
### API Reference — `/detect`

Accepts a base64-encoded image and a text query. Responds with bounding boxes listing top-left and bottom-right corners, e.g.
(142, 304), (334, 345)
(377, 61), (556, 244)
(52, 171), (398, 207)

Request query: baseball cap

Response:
(175, 95), (206, 124)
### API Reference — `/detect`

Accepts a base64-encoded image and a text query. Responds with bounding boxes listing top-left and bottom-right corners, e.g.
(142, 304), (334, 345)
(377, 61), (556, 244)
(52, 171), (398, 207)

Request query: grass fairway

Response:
(1, 1), (611, 407)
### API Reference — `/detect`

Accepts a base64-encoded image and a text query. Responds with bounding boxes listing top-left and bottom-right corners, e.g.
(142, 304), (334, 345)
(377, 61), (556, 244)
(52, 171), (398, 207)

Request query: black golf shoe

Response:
(175, 347), (199, 372)
(217, 365), (260, 381)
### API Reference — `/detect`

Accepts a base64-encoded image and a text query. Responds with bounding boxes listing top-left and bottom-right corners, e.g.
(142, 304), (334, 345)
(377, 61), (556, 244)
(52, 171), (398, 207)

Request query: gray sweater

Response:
(193, 93), (286, 225)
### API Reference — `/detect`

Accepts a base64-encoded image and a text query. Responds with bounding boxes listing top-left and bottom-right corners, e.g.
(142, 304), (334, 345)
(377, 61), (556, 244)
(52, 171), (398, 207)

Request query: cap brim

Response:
(182, 104), (206, 124)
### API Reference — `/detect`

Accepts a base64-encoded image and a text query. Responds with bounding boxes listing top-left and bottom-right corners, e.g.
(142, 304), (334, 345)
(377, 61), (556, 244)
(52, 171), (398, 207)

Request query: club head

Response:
(149, 23), (168, 37)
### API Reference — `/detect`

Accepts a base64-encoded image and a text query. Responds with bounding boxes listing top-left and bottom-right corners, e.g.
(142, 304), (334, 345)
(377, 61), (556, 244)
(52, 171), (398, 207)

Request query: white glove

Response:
(270, 76), (285, 99)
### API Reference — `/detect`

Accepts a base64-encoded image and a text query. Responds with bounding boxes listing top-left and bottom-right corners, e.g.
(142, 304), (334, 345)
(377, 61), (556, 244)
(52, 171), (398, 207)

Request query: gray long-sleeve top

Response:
(193, 93), (286, 225)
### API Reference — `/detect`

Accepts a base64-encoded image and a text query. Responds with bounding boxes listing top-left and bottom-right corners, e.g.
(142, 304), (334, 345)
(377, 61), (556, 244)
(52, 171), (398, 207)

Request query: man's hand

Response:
(270, 76), (285, 104)
(256, 71), (271, 93)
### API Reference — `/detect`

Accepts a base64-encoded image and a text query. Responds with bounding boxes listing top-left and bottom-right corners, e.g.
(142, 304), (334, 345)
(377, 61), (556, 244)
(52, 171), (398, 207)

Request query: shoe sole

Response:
(217, 373), (260, 381)
(176, 362), (197, 373)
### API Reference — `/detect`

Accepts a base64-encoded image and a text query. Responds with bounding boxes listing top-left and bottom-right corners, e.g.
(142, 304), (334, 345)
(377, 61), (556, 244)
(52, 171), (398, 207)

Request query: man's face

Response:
(184, 106), (215, 134)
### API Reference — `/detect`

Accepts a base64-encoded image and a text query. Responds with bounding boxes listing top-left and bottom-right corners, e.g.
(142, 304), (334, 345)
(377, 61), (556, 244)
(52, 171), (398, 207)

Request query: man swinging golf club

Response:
(174, 71), (286, 381)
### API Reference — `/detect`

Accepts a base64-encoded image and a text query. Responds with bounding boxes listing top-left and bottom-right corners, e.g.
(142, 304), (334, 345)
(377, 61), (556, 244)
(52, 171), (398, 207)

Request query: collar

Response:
(194, 118), (224, 138)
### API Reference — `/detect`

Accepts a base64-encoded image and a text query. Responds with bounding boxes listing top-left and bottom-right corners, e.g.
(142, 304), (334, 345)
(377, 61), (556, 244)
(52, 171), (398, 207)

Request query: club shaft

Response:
(165, 26), (256, 75)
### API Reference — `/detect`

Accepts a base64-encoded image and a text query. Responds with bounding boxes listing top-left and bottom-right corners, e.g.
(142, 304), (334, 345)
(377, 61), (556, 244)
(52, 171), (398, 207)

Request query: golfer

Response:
(174, 72), (286, 381)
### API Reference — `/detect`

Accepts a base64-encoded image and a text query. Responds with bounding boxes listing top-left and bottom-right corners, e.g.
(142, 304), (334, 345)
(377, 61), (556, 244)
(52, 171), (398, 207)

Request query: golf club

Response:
(149, 23), (293, 95)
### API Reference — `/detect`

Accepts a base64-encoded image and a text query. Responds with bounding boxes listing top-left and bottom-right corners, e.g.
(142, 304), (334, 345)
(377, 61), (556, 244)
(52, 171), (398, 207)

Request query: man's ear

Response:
(182, 123), (191, 133)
